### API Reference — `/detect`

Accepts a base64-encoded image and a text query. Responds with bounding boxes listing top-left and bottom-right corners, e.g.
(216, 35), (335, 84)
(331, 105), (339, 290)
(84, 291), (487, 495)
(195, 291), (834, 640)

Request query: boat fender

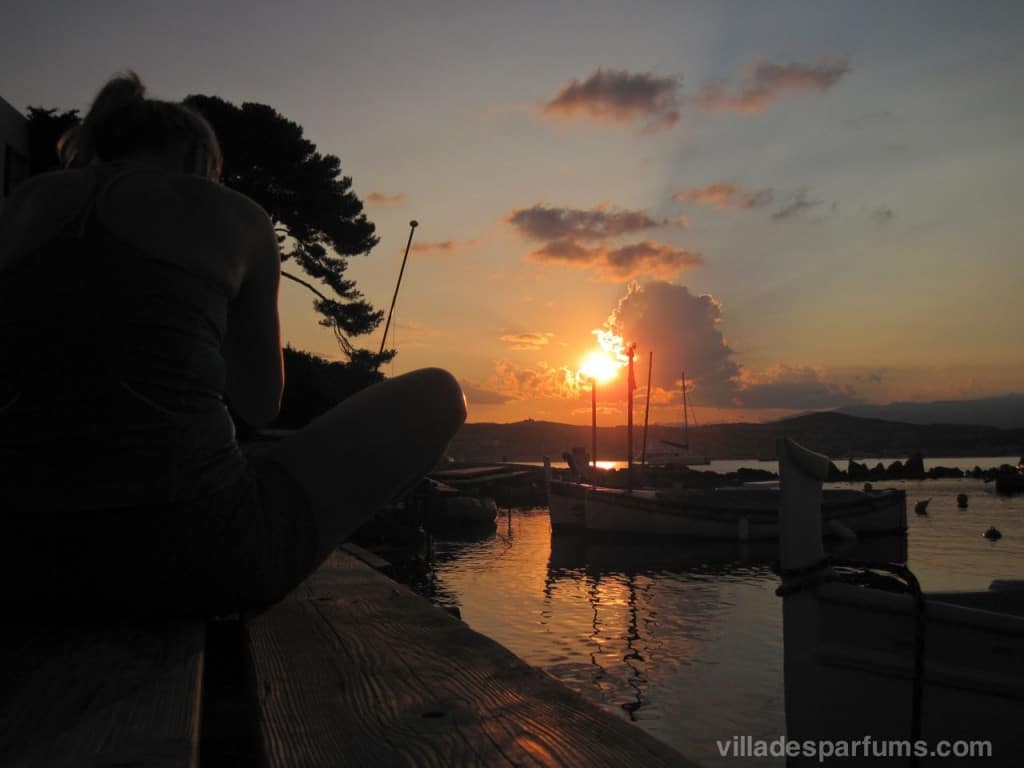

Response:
(956, 493), (968, 508)
(737, 516), (750, 541)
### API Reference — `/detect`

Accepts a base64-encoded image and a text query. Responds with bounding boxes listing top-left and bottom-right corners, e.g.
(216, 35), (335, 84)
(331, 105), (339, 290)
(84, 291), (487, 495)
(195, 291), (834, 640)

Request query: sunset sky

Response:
(4, 1), (1022, 425)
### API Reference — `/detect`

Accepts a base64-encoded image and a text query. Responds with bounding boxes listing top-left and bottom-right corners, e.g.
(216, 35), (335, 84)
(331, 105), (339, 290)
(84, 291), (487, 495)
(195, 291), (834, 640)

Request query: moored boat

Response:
(777, 437), (1024, 766)
(582, 483), (906, 540)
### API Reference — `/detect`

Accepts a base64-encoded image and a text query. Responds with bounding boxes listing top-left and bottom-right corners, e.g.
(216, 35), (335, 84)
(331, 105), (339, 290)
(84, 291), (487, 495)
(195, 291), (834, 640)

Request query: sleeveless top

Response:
(0, 166), (247, 512)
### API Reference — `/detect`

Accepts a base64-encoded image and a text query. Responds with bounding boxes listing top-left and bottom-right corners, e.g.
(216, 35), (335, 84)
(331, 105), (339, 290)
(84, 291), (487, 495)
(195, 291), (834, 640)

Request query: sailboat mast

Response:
(641, 351), (653, 466)
(627, 345), (635, 492)
(682, 370), (688, 449)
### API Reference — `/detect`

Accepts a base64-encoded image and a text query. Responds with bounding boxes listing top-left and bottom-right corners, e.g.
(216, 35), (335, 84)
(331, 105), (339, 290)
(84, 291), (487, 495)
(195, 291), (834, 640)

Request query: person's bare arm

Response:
(223, 208), (284, 427)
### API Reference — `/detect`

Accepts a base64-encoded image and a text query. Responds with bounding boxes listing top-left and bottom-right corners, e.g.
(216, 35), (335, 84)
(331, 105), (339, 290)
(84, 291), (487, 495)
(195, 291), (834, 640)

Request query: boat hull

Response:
(546, 480), (588, 530)
(582, 486), (906, 540)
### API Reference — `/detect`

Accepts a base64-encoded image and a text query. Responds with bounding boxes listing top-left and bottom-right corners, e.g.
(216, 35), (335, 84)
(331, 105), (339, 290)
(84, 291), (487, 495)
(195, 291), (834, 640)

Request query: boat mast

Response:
(591, 377), (597, 473)
(681, 370), (689, 450)
(627, 344), (636, 492)
(640, 351), (653, 467)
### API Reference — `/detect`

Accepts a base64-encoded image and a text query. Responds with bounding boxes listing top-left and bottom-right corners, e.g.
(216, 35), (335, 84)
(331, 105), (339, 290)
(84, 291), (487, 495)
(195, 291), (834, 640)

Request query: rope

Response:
(776, 556), (927, 766)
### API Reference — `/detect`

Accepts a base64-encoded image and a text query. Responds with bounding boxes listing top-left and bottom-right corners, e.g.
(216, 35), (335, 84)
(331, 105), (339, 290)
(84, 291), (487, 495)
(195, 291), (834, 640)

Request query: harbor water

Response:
(413, 473), (1024, 767)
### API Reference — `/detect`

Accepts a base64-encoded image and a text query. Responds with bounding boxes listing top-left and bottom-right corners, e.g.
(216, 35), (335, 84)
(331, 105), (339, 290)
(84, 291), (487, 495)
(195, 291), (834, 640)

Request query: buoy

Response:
(957, 493), (968, 508)
(983, 526), (1002, 541)
(914, 498), (931, 515)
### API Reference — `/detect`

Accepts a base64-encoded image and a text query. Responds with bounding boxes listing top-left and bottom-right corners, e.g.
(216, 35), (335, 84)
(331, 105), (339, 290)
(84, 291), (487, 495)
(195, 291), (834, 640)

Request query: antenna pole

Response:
(379, 220), (419, 356)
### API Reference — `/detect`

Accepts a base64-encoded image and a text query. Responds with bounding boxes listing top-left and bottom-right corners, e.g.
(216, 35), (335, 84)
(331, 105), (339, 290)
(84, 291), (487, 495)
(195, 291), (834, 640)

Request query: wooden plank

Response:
(247, 552), (697, 768)
(340, 542), (393, 573)
(0, 620), (204, 768)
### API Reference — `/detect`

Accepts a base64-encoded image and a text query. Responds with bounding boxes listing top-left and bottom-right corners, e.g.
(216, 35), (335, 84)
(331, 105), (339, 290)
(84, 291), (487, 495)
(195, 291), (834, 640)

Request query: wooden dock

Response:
(1, 549), (697, 767)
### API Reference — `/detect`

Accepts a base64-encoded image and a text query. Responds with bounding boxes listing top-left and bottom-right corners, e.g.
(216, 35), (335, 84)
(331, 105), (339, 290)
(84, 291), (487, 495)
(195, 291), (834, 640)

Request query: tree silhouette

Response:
(184, 95), (393, 368)
(25, 107), (80, 175)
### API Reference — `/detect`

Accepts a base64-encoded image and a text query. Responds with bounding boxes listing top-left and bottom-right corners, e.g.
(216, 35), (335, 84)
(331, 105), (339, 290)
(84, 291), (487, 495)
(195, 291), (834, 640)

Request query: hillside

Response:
(839, 394), (1024, 429)
(450, 412), (1024, 462)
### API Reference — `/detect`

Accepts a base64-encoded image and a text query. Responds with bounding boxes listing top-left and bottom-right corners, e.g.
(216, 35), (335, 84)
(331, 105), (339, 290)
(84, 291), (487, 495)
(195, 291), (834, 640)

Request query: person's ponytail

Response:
(60, 72), (221, 181)
(63, 71), (145, 168)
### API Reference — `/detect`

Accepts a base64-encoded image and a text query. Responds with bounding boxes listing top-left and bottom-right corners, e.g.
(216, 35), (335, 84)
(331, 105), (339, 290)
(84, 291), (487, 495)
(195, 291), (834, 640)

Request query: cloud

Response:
(603, 282), (739, 399)
(771, 189), (821, 221)
(672, 183), (775, 210)
(366, 192), (406, 206)
(603, 241), (704, 281)
(484, 359), (584, 401)
(528, 239), (703, 282)
(731, 365), (858, 409)
(500, 332), (554, 351)
(460, 380), (517, 406)
(602, 281), (859, 410)
(507, 203), (680, 241)
(870, 204), (895, 224)
(694, 58), (849, 113)
(539, 68), (681, 133)
(410, 239), (458, 254)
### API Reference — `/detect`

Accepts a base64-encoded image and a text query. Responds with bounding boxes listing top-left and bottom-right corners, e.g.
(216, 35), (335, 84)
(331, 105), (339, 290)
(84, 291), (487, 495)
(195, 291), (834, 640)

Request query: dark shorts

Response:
(1, 455), (317, 620)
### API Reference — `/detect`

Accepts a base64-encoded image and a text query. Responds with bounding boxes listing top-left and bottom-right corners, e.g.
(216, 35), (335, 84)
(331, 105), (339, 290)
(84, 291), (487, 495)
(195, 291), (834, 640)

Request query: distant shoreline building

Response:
(0, 95), (29, 200)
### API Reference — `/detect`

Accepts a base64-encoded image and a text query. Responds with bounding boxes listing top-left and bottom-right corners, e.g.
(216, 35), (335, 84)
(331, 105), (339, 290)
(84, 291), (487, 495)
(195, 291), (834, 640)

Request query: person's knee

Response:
(404, 367), (467, 429)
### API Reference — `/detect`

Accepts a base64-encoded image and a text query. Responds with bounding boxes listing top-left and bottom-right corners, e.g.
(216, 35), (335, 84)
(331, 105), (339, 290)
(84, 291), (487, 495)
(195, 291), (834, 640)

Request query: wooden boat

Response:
(581, 483), (906, 539)
(777, 437), (1024, 766)
(546, 477), (589, 530)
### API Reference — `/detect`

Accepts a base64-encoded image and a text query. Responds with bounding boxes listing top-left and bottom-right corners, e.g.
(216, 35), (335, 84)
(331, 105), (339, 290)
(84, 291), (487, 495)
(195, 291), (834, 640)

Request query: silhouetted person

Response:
(0, 73), (465, 618)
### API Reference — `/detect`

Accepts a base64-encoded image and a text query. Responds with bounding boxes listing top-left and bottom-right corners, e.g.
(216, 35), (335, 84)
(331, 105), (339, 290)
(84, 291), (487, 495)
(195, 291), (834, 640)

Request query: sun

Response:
(580, 350), (620, 384)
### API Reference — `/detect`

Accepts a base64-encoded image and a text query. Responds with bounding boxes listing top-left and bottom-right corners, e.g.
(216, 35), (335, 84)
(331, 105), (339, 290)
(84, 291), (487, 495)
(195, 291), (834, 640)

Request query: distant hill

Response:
(839, 394), (1024, 429)
(450, 412), (1024, 463)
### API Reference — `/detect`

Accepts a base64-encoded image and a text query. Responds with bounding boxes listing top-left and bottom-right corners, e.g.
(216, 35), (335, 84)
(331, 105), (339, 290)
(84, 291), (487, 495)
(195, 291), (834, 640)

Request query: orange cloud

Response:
(539, 68), (681, 133)
(672, 183), (774, 210)
(528, 239), (703, 282)
(366, 191), (406, 206)
(694, 58), (849, 113)
(507, 203), (681, 241)
(484, 359), (584, 401)
(500, 332), (554, 351)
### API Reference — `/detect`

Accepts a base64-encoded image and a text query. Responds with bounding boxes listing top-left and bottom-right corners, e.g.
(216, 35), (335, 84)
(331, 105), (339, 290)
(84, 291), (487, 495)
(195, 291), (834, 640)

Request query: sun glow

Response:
(580, 350), (620, 383)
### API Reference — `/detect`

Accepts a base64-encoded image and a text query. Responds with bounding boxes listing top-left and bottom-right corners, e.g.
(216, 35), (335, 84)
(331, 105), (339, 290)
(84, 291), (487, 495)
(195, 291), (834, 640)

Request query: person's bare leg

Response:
(267, 367), (466, 563)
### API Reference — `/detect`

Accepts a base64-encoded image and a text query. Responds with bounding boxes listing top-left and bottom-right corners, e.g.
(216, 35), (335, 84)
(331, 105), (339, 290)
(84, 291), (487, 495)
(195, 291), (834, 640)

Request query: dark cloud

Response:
(870, 205), (895, 224)
(539, 68), (681, 133)
(603, 282), (859, 410)
(460, 380), (517, 406)
(507, 203), (679, 241)
(410, 239), (458, 254)
(731, 366), (858, 409)
(366, 191), (406, 206)
(672, 183), (775, 210)
(771, 189), (821, 221)
(528, 239), (702, 282)
(603, 241), (703, 281)
(500, 332), (554, 351)
(604, 282), (740, 398)
(695, 59), (849, 113)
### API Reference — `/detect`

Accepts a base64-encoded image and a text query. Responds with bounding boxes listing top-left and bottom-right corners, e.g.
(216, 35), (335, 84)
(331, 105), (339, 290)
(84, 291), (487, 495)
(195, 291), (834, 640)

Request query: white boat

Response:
(546, 477), (589, 530)
(582, 483), (906, 540)
(778, 437), (1024, 766)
